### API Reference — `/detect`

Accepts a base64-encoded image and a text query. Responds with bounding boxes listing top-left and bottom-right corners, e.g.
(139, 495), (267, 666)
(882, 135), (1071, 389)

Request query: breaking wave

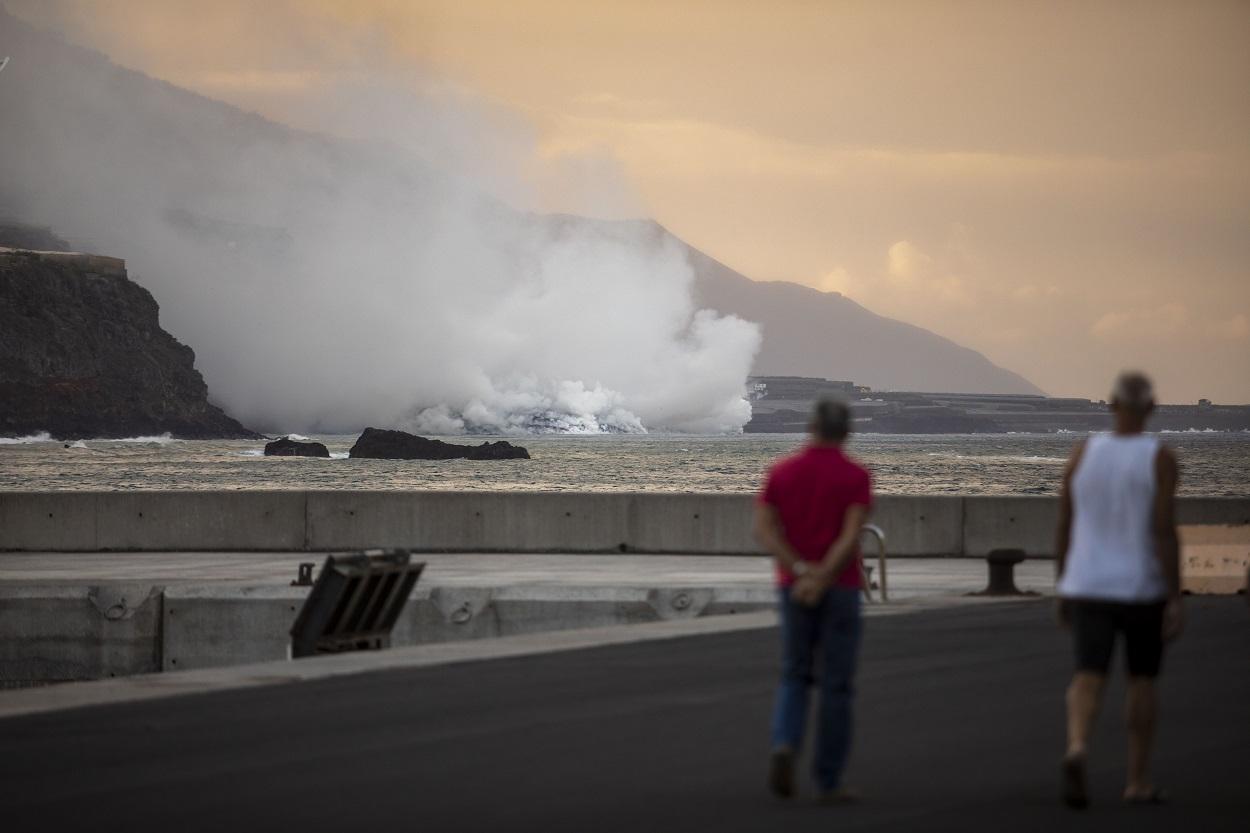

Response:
(1159, 428), (1225, 434)
(99, 434), (180, 444)
(0, 432), (53, 444)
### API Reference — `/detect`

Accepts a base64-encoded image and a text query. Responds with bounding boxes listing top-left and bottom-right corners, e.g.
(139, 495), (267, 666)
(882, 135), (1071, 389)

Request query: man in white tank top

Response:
(1055, 371), (1182, 809)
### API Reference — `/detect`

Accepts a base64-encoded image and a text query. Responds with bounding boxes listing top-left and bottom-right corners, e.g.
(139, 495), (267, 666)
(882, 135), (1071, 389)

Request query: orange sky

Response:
(10, 0), (1250, 402)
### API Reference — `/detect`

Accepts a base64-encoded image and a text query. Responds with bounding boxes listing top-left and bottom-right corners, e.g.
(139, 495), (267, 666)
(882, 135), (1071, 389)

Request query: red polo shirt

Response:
(758, 444), (873, 589)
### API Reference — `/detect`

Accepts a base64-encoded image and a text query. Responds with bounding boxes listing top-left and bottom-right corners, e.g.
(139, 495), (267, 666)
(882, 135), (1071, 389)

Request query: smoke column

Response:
(0, 12), (760, 434)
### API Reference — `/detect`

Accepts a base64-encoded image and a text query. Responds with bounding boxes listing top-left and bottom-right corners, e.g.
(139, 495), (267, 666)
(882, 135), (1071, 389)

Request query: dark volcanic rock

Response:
(264, 437), (330, 457)
(349, 427), (530, 460)
(0, 249), (260, 440)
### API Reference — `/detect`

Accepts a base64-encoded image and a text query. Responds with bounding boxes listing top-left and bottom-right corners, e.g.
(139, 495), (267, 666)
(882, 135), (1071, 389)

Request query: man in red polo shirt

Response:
(754, 398), (872, 803)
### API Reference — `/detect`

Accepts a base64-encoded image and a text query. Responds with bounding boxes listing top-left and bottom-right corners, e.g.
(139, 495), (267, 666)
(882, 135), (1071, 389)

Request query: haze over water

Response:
(3, 433), (1247, 496)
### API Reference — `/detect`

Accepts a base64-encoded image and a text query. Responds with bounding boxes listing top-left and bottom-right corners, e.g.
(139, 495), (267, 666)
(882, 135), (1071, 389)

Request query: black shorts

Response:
(1068, 599), (1166, 678)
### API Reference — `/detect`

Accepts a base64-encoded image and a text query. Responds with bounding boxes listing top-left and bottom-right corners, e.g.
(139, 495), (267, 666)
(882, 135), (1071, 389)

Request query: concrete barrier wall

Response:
(0, 491), (306, 552)
(2, 582), (775, 682)
(1, 491), (1247, 556)
(0, 584), (162, 686)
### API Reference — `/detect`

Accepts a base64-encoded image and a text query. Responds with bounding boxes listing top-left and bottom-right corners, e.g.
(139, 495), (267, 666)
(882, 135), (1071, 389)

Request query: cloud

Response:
(547, 114), (1167, 185)
(1212, 313), (1249, 341)
(886, 240), (932, 280)
(813, 266), (854, 296)
(1011, 284), (1062, 301)
(815, 239), (982, 320)
(1091, 304), (1191, 341)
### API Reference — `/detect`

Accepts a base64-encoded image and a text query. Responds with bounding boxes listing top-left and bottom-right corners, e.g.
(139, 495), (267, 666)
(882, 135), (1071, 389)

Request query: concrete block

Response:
(305, 491), (422, 550)
(96, 491), (306, 550)
(1177, 499), (1250, 527)
(162, 585), (306, 671)
(872, 496), (963, 556)
(0, 584), (160, 685)
(307, 491), (634, 552)
(1181, 525), (1250, 595)
(469, 492), (630, 552)
(627, 494), (755, 553)
(392, 587), (502, 645)
(0, 492), (98, 551)
(702, 587), (776, 617)
(492, 586), (658, 636)
(962, 497), (1057, 557)
(647, 587), (715, 619)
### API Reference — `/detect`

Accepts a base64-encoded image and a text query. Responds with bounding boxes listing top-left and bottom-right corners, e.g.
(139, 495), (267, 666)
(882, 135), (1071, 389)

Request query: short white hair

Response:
(1110, 371), (1154, 412)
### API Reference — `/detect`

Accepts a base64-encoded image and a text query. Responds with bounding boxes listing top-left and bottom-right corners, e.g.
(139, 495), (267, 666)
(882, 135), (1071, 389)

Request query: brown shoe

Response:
(1062, 754), (1089, 810)
(768, 748), (796, 798)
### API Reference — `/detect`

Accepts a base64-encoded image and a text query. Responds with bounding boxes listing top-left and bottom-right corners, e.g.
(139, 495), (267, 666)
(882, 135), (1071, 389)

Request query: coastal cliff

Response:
(0, 247), (259, 439)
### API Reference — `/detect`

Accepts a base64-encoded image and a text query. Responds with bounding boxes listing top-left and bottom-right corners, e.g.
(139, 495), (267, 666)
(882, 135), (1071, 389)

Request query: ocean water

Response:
(1, 432), (1247, 495)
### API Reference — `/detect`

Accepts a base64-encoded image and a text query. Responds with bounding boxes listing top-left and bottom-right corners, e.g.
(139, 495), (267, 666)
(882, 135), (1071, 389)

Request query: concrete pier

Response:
(2, 490), (1246, 685)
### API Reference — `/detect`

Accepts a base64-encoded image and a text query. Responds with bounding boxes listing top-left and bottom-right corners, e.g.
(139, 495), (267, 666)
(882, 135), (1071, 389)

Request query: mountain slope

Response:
(535, 215), (1042, 395)
(685, 245), (1044, 395)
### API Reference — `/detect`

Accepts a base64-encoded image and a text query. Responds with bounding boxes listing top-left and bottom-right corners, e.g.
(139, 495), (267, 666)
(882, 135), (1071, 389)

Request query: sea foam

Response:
(0, 432), (53, 444)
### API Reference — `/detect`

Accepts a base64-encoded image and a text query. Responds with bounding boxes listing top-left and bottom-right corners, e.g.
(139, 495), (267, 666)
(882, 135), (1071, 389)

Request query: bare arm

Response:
(1055, 440), (1086, 583)
(1155, 445), (1184, 639)
(754, 502), (804, 575)
(1153, 446), (1181, 599)
(814, 503), (870, 582)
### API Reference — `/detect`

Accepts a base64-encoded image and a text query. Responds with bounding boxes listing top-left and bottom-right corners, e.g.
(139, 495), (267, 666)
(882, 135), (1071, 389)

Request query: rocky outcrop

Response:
(264, 437), (330, 457)
(0, 248), (259, 439)
(349, 427), (530, 460)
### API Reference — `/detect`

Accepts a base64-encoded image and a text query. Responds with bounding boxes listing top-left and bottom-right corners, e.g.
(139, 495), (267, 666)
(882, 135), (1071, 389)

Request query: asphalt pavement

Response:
(1, 597), (1246, 832)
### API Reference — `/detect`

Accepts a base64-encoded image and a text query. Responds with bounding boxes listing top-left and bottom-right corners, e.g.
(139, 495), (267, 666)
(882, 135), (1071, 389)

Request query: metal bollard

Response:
(974, 548), (1034, 596)
(290, 562), (316, 587)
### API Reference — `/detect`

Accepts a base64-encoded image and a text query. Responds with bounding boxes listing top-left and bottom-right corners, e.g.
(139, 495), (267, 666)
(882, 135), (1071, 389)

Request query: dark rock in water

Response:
(264, 437), (330, 458)
(469, 440), (533, 460)
(0, 248), (261, 440)
(349, 427), (530, 460)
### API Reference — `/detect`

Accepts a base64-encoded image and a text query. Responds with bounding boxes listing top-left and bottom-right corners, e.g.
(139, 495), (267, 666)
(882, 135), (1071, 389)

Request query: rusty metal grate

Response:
(289, 549), (424, 659)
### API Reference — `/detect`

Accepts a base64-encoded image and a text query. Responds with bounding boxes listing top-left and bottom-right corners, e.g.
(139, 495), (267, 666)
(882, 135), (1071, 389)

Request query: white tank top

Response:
(1057, 433), (1166, 602)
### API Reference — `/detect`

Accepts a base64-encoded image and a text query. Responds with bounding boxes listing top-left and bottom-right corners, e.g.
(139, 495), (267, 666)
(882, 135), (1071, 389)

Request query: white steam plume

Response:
(0, 14), (760, 434)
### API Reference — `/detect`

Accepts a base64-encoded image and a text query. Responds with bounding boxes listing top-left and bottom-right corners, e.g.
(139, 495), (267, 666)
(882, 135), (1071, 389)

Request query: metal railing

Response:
(860, 524), (888, 603)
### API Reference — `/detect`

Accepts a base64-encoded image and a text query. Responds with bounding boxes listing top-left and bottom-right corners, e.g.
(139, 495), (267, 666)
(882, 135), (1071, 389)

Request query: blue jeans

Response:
(770, 586), (863, 791)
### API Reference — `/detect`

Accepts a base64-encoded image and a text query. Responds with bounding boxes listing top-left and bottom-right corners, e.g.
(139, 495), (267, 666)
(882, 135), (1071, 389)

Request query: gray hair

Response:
(1110, 371), (1154, 414)
(811, 398), (851, 441)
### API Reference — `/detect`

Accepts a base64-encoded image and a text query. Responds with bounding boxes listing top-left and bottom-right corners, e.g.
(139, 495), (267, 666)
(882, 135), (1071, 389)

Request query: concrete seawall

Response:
(0, 581), (769, 686)
(2, 491), (1247, 556)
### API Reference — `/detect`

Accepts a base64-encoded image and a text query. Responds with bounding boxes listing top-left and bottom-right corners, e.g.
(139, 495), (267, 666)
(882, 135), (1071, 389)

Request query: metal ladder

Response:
(860, 524), (888, 603)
